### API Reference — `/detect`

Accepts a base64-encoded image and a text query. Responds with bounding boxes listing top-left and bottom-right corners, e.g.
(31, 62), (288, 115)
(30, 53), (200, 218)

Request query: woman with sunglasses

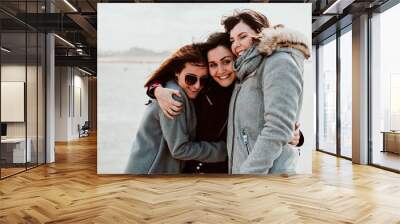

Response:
(146, 31), (304, 174)
(125, 44), (227, 174)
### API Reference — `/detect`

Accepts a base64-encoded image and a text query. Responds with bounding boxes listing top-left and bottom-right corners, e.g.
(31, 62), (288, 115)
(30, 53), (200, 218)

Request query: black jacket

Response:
(183, 81), (233, 173)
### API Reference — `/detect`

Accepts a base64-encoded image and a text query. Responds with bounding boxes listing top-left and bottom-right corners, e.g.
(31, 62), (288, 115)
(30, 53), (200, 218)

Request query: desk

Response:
(381, 131), (400, 154)
(1, 138), (31, 163)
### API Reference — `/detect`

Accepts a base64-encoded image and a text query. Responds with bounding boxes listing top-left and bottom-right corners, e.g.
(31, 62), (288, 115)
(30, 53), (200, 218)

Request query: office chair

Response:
(79, 121), (90, 138)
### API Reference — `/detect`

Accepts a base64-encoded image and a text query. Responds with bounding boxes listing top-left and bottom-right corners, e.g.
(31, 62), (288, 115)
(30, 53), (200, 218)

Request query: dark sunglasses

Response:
(184, 74), (209, 87)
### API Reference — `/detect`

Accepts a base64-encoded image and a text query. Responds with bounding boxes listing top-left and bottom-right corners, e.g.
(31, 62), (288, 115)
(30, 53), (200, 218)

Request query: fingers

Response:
(289, 139), (299, 146)
(295, 122), (300, 130)
(167, 107), (181, 116)
(161, 108), (174, 120)
(158, 89), (184, 119)
(172, 89), (181, 98)
(160, 101), (182, 119)
(171, 100), (183, 108)
(170, 91), (183, 108)
(289, 134), (300, 146)
(293, 130), (300, 137)
(162, 103), (182, 118)
(289, 122), (301, 146)
(170, 105), (183, 113)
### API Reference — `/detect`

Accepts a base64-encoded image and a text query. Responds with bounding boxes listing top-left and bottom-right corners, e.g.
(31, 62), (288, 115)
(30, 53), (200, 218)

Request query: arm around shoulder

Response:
(159, 93), (227, 162)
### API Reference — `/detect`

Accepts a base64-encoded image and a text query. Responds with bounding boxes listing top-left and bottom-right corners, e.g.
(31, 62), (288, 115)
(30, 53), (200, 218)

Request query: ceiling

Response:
(0, 0), (393, 75)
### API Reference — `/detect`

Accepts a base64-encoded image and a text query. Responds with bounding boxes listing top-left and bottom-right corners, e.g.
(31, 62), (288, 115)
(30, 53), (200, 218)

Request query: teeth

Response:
(218, 75), (230, 80)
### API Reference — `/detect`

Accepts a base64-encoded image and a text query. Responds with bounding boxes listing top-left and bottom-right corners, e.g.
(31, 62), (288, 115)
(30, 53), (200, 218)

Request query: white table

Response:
(1, 138), (31, 163)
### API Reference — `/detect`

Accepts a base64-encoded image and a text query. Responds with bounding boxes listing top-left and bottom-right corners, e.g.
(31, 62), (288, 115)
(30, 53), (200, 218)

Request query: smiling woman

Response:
(223, 9), (310, 174)
(125, 44), (227, 174)
(175, 64), (209, 99)
(207, 45), (236, 87)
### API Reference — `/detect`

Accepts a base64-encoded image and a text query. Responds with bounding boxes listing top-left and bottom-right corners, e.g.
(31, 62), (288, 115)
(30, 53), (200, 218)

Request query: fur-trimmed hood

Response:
(256, 25), (310, 59)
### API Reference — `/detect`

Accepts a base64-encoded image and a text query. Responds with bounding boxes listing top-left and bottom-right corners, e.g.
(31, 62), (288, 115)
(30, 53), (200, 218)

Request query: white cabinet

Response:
(1, 138), (32, 163)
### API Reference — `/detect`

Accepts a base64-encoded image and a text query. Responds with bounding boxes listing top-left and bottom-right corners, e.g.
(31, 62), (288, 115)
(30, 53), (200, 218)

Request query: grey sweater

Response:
(125, 80), (227, 174)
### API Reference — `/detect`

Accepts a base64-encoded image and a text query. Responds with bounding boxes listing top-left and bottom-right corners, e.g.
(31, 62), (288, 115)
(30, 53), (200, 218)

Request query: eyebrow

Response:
(220, 56), (232, 61)
(208, 56), (232, 64)
(185, 73), (208, 77)
(185, 73), (197, 77)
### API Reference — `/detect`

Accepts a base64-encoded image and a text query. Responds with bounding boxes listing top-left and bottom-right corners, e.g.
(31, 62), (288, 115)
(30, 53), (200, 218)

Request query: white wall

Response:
(73, 73), (89, 136)
(55, 67), (69, 141)
(55, 67), (89, 141)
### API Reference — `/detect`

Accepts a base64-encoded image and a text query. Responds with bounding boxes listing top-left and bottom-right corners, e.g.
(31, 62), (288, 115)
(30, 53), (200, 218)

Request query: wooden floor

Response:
(1, 163), (45, 178)
(372, 151), (400, 171)
(1, 167), (26, 178)
(1, 135), (400, 223)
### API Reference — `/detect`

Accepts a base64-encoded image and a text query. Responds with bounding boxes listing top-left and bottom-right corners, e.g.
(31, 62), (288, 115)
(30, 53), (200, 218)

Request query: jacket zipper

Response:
(205, 95), (213, 106)
(230, 83), (241, 173)
(230, 71), (256, 172)
(217, 118), (228, 139)
(242, 129), (250, 155)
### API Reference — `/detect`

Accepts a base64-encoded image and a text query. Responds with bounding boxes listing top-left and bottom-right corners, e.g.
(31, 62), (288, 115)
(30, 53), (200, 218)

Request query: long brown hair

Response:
(221, 9), (270, 34)
(144, 44), (207, 87)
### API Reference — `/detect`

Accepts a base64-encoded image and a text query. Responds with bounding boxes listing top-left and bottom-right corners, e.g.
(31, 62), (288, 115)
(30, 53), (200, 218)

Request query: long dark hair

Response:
(202, 32), (231, 54)
(144, 44), (207, 87)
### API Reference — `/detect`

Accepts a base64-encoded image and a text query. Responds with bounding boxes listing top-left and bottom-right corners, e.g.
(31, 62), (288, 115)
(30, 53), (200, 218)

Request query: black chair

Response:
(79, 121), (90, 138)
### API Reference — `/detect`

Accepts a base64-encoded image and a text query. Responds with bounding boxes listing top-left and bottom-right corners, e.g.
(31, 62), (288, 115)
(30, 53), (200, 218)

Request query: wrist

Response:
(147, 82), (161, 99)
(154, 85), (161, 98)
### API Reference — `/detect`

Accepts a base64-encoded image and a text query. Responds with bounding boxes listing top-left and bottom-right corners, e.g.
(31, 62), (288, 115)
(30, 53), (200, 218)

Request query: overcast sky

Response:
(98, 3), (311, 53)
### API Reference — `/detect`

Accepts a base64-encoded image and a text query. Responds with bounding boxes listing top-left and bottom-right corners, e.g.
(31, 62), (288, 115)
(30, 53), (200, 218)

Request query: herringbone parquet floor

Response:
(1, 134), (400, 223)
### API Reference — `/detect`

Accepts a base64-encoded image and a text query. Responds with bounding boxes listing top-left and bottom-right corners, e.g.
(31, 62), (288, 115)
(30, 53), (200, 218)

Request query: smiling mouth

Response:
(217, 74), (232, 80)
(235, 48), (244, 56)
(189, 89), (200, 95)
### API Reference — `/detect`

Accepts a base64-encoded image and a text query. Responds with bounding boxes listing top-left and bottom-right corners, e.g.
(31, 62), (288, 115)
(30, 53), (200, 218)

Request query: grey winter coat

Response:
(227, 25), (310, 174)
(126, 80), (227, 174)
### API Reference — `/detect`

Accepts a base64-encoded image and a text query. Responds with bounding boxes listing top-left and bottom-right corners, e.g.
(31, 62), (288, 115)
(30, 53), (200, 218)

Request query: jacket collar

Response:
(256, 24), (310, 59)
(233, 25), (310, 81)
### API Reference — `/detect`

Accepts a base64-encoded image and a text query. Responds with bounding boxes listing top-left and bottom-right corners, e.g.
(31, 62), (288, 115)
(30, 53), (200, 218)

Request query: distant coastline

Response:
(98, 56), (165, 63)
(98, 47), (171, 63)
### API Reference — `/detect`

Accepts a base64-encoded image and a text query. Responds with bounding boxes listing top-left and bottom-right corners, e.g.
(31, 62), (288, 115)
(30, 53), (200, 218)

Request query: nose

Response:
(232, 40), (240, 55)
(193, 79), (201, 90)
(217, 64), (225, 75)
